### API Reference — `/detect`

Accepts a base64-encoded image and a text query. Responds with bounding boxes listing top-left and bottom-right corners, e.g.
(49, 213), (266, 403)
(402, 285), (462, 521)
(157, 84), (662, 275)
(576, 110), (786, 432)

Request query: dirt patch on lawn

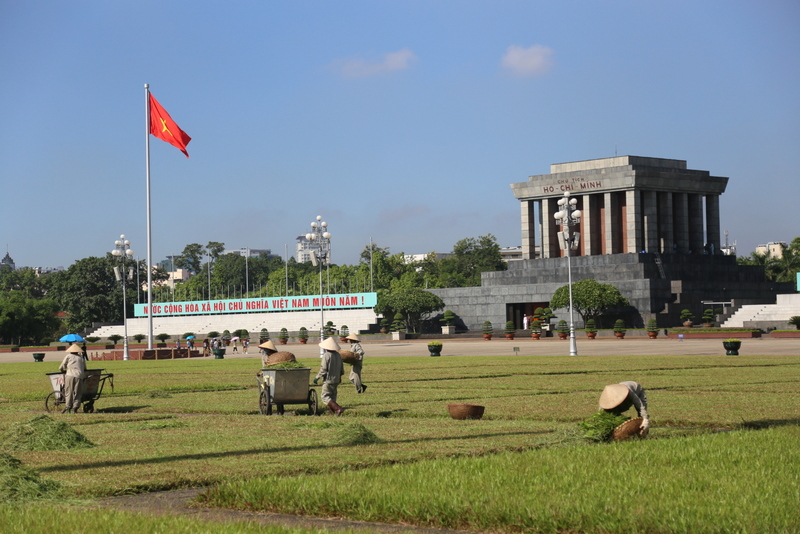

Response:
(96, 488), (475, 533)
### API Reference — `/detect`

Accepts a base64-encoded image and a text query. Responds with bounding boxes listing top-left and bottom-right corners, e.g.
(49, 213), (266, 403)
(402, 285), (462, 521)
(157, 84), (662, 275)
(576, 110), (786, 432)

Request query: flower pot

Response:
(427, 345), (442, 357)
(447, 403), (485, 420)
(614, 332), (626, 339)
(482, 334), (492, 341)
(683, 321), (693, 328)
(647, 331), (658, 339)
(279, 338), (288, 345)
(558, 332), (568, 340)
(531, 333), (541, 340)
(505, 333), (515, 340)
(441, 325), (455, 335)
(32, 353), (45, 362)
(586, 332), (597, 339)
(723, 340), (741, 355)
(299, 338), (308, 344)
(212, 348), (225, 359)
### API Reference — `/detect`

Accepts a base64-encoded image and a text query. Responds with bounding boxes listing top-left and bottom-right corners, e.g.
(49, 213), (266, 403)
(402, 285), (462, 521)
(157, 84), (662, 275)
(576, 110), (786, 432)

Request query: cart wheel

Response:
(259, 389), (272, 416)
(307, 389), (318, 415)
(44, 392), (62, 413)
(83, 402), (94, 414)
(276, 404), (285, 415)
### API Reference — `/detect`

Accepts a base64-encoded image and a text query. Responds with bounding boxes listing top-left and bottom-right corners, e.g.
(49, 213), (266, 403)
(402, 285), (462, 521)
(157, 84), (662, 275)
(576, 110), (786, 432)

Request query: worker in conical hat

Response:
(59, 344), (87, 414)
(259, 340), (277, 367)
(599, 381), (650, 436)
(313, 337), (345, 415)
(345, 334), (367, 394)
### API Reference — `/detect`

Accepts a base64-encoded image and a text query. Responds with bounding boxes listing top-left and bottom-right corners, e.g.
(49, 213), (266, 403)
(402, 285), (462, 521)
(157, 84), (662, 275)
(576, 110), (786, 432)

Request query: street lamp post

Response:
(112, 235), (135, 361)
(306, 215), (331, 357)
(554, 191), (582, 356)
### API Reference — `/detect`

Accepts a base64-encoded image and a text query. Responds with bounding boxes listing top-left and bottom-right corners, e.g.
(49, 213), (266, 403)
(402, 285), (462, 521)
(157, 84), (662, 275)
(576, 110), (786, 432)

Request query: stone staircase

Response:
(721, 293), (800, 329)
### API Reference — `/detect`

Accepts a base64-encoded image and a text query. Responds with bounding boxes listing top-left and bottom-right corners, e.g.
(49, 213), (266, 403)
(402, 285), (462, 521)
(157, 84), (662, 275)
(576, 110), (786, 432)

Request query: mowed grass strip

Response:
(201, 426), (800, 534)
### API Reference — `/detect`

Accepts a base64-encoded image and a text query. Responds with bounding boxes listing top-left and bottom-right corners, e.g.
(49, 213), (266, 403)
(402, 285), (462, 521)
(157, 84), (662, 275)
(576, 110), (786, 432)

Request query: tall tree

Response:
(549, 278), (629, 325)
(438, 234), (507, 287)
(46, 256), (124, 331)
(374, 287), (444, 333)
(175, 243), (205, 273)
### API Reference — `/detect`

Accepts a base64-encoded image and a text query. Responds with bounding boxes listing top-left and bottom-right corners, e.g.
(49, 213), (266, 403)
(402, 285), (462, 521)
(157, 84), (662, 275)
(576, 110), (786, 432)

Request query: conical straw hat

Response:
(66, 344), (83, 353)
(318, 337), (341, 352)
(258, 340), (277, 351)
(346, 334), (360, 341)
(599, 384), (630, 409)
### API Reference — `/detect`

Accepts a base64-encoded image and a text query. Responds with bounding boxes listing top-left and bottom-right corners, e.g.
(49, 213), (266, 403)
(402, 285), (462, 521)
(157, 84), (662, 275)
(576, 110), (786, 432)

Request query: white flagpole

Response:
(144, 84), (154, 350)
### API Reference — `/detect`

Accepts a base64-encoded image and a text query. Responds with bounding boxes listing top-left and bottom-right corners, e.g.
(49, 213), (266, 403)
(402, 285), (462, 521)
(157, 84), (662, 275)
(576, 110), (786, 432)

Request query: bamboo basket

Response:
(612, 416), (645, 441)
(266, 351), (296, 365)
(339, 350), (360, 365)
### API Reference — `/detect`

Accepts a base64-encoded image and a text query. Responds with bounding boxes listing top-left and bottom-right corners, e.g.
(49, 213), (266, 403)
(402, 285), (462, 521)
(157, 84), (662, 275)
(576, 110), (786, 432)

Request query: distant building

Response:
(296, 235), (330, 263)
(755, 242), (786, 259)
(403, 253), (452, 264)
(1, 252), (15, 271)
(223, 248), (275, 258)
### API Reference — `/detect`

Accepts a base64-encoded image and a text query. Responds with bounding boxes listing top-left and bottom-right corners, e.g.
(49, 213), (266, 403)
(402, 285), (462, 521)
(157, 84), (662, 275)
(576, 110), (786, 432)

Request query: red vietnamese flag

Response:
(149, 93), (191, 157)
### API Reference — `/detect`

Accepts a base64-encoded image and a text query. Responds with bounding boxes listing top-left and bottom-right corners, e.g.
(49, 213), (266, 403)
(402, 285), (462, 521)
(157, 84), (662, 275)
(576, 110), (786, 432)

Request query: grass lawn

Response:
(1, 352), (799, 533)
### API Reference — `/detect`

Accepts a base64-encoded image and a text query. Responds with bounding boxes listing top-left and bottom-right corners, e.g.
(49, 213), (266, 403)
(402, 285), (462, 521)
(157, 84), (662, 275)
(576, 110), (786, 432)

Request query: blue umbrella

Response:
(186, 335), (195, 339)
(59, 334), (85, 342)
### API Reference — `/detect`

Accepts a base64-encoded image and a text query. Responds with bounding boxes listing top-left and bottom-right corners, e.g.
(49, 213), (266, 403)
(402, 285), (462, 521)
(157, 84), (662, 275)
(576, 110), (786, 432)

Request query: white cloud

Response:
(501, 44), (554, 77)
(333, 48), (418, 78)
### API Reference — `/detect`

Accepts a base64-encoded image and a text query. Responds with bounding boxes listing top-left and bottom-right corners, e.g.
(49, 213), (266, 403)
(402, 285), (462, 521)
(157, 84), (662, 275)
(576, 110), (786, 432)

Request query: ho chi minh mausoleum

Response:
(429, 156), (791, 330)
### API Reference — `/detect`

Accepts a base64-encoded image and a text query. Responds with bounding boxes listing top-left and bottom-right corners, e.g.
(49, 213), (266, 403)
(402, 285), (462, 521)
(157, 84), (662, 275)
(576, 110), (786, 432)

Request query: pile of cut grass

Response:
(330, 422), (382, 446)
(2, 415), (95, 452)
(0, 453), (62, 501)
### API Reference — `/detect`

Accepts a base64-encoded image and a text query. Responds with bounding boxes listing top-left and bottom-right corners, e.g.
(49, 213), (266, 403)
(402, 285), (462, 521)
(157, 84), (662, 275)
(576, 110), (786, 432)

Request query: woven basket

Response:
(612, 417), (644, 441)
(339, 350), (360, 365)
(266, 351), (296, 365)
(447, 403), (485, 420)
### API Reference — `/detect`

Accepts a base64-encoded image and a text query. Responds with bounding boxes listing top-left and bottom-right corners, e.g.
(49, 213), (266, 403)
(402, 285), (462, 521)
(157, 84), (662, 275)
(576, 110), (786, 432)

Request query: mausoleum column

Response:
(673, 193), (689, 253)
(520, 200), (536, 259)
(687, 194), (705, 254)
(658, 192), (674, 253)
(705, 195), (721, 254)
(541, 197), (561, 258)
(642, 190), (659, 253)
(625, 190), (643, 253)
(581, 194), (595, 255)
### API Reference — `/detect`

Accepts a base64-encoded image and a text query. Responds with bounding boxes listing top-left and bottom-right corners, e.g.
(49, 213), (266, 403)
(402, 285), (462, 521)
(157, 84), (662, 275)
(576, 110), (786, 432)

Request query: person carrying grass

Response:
(345, 334), (367, 394)
(598, 381), (650, 436)
(313, 337), (345, 416)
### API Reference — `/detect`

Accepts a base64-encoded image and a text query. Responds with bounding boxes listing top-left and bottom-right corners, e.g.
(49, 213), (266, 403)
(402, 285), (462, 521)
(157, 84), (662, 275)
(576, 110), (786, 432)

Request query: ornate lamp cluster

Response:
(553, 192), (581, 356)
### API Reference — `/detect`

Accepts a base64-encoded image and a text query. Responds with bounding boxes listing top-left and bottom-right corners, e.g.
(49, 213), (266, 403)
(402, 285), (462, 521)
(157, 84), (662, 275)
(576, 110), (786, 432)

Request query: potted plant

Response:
(222, 330), (231, 345)
(325, 321), (336, 336)
(680, 309), (694, 328)
(723, 338), (741, 355)
(278, 328), (289, 345)
(542, 308), (556, 331)
(108, 334), (122, 348)
(427, 340), (442, 357)
(298, 327), (308, 344)
(379, 317), (391, 334)
(440, 310), (457, 335)
(156, 333), (171, 347)
(85, 336), (101, 344)
(339, 325), (349, 342)
(585, 319), (598, 339)
(789, 316), (800, 330)
(482, 321), (493, 340)
(702, 309), (716, 328)
(133, 334), (146, 344)
(504, 320), (516, 340)
(613, 319), (627, 339)
(646, 319), (659, 339)
(530, 318), (542, 340)
(260, 328), (269, 342)
(557, 320), (569, 340)
(391, 313), (406, 340)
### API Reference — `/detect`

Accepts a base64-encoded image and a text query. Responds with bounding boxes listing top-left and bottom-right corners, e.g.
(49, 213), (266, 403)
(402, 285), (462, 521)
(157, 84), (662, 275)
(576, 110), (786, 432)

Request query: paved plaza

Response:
(4, 336), (797, 364)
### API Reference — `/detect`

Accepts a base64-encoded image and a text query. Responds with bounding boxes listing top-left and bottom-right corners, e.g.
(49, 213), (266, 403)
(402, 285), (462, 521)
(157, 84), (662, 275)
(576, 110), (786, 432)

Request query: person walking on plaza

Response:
(313, 337), (345, 415)
(599, 381), (650, 436)
(243, 339), (249, 354)
(232, 338), (238, 353)
(202, 338), (210, 357)
(59, 344), (86, 414)
(345, 334), (367, 394)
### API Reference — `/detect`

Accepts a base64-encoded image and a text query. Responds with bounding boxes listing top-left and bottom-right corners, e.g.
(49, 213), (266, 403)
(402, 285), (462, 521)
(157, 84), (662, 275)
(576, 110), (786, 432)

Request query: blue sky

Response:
(1, 1), (798, 270)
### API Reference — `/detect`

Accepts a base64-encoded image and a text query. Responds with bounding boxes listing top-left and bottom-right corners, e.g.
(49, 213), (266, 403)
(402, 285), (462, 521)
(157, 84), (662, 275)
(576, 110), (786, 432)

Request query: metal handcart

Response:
(45, 369), (114, 413)
(256, 367), (318, 415)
